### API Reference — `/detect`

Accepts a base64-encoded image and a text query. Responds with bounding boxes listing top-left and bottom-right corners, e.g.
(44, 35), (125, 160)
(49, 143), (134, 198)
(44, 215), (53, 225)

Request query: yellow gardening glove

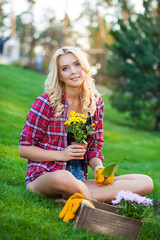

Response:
(59, 193), (94, 222)
(95, 167), (114, 186)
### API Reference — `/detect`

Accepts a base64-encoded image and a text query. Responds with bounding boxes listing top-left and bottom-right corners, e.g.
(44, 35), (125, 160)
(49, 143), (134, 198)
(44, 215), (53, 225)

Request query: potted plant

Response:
(112, 190), (153, 221)
(64, 111), (95, 147)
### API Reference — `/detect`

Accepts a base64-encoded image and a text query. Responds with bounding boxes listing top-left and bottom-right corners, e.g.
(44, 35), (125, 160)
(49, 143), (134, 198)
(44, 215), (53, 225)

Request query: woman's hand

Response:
(60, 144), (86, 161)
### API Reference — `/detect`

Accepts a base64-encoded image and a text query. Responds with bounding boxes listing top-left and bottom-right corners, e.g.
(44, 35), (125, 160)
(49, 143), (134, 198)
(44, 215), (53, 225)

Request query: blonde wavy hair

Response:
(45, 46), (100, 118)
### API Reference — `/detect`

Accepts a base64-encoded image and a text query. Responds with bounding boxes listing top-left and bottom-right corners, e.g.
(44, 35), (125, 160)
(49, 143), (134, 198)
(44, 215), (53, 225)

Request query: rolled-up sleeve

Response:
(87, 97), (104, 162)
(19, 94), (51, 146)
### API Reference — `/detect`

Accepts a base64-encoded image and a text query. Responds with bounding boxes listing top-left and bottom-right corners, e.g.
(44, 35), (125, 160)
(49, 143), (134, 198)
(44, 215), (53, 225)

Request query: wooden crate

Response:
(74, 200), (142, 240)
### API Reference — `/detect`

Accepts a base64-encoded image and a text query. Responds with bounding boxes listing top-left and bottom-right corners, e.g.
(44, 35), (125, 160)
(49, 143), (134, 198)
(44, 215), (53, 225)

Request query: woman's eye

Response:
(75, 62), (80, 66)
(62, 67), (68, 71)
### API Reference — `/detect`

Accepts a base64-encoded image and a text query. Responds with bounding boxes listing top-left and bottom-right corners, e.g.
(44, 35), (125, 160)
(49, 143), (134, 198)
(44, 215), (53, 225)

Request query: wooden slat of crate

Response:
(74, 204), (142, 240)
(90, 199), (120, 213)
(55, 198), (119, 212)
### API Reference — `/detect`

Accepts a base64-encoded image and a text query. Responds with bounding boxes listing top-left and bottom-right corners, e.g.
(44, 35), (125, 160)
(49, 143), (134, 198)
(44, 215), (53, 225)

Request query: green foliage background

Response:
(106, 14), (160, 130)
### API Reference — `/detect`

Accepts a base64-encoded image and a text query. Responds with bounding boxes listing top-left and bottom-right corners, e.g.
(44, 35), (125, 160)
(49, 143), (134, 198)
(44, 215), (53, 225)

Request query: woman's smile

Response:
(71, 75), (80, 81)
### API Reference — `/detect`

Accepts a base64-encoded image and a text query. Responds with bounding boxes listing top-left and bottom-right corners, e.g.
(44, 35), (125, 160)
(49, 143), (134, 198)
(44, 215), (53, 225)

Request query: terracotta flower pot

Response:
(71, 142), (87, 158)
(71, 142), (87, 148)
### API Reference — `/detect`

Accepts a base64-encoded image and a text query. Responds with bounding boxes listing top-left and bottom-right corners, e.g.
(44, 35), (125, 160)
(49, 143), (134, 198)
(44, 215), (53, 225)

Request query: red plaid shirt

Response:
(19, 92), (104, 182)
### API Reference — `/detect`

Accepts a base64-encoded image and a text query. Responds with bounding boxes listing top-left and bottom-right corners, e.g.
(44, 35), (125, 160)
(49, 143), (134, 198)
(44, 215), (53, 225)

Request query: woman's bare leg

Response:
(85, 174), (153, 202)
(26, 170), (91, 199)
(26, 172), (153, 202)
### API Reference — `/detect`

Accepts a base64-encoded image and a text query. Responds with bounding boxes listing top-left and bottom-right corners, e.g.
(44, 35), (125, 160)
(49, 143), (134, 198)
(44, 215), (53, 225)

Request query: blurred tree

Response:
(117, 0), (134, 21)
(59, 0), (69, 47)
(106, 12), (160, 130)
(38, 8), (75, 69)
(143, 0), (155, 14)
(26, 0), (36, 68)
(15, 0), (37, 68)
(16, 2), (75, 71)
(38, 13), (61, 69)
(10, 1), (16, 38)
(79, 0), (114, 81)
(78, 0), (135, 81)
(0, 0), (9, 37)
(16, 11), (36, 62)
(143, 0), (160, 16)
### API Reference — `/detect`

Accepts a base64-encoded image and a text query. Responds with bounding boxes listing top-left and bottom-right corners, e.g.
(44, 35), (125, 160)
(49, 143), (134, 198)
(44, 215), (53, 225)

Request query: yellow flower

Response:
(65, 111), (94, 144)
(69, 111), (77, 117)
(80, 114), (85, 118)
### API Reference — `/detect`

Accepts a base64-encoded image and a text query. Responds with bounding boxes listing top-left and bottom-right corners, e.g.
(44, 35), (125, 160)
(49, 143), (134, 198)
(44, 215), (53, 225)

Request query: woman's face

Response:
(58, 53), (85, 89)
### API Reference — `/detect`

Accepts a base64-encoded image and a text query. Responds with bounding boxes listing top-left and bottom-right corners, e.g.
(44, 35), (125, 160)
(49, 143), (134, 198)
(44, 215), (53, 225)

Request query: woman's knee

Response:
(59, 171), (84, 191)
(126, 173), (153, 194)
(114, 173), (154, 196)
(26, 170), (74, 194)
(141, 174), (154, 195)
(132, 174), (154, 195)
(48, 170), (74, 190)
(56, 170), (90, 197)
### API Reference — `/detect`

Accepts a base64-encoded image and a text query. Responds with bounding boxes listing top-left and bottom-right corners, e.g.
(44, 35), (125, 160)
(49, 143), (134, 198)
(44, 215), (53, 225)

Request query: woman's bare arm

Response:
(19, 145), (86, 162)
(88, 157), (103, 169)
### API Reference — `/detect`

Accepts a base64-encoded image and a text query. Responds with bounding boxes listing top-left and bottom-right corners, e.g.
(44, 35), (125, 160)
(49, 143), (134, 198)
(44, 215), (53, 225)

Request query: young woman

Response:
(19, 46), (153, 202)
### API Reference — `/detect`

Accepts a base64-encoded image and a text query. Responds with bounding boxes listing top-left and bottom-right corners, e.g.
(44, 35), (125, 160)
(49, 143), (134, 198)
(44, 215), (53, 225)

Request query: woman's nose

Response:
(70, 66), (77, 74)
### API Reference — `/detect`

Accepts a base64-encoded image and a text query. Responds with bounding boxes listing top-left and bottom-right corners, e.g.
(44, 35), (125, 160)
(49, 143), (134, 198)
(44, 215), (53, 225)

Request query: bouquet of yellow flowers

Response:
(64, 111), (95, 144)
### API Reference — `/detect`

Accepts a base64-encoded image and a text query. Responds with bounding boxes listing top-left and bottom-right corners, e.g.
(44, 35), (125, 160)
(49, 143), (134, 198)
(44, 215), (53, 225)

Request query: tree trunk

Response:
(154, 115), (160, 131)
(59, 0), (69, 47)
(11, 4), (16, 38)
(59, 15), (68, 46)
(28, 36), (35, 69)
(96, 9), (106, 71)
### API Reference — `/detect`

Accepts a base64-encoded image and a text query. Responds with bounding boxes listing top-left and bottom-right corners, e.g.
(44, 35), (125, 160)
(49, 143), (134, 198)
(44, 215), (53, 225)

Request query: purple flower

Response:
(112, 190), (153, 206)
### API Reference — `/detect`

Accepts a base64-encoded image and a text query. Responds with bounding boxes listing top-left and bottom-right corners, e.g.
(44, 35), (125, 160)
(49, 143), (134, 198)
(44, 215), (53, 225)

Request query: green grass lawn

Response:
(0, 64), (160, 240)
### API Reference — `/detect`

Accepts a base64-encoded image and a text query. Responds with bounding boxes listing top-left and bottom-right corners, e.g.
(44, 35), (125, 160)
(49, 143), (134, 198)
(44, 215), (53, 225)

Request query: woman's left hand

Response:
(60, 144), (86, 161)
(94, 166), (114, 186)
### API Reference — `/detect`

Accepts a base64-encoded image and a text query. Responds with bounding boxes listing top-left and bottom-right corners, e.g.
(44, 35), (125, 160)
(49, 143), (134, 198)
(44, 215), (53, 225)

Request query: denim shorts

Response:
(25, 161), (86, 186)
(25, 179), (30, 187)
(66, 160), (86, 182)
